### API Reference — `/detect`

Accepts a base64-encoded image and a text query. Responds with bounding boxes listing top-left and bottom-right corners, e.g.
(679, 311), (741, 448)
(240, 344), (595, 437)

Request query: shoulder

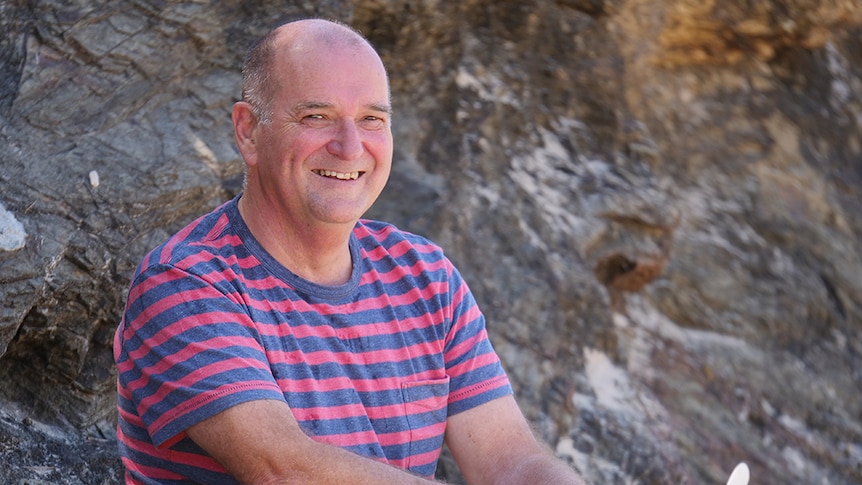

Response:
(137, 199), (240, 277)
(355, 219), (439, 250)
(354, 219), (450, 263)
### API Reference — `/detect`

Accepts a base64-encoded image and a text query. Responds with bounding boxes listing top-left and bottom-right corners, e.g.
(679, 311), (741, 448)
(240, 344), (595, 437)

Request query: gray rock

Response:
(1, 1), (861, 484)
(0, 202), (27, 252)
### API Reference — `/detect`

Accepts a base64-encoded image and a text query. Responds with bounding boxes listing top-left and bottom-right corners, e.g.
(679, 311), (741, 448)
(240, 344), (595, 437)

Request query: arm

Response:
(445, 395), (587, 485)
(187, 398), (441, 485)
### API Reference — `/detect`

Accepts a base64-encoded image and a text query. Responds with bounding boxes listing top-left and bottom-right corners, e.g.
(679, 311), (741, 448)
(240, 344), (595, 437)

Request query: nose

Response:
(326, 119), (364, 161)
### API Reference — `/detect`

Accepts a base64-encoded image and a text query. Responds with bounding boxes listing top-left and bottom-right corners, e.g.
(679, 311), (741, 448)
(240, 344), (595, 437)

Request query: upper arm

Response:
(186, 398), (317, 483)
(445, 395), (586, 485)
(444, 395), (543, 483)
(187, 399), (441, 485)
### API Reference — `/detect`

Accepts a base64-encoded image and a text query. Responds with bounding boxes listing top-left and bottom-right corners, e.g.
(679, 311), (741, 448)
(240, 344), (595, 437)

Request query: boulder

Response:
(0, 0), (860, 483)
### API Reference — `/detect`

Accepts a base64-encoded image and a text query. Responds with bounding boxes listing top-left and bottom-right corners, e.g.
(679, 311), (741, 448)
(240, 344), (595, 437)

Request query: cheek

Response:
(294, 133), (338, 161)
(261, 137), (317, 169)
(368, 133), (394, 165)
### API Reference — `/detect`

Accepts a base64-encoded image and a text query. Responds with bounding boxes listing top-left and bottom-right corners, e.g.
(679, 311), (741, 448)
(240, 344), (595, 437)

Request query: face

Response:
(243, 32), (393, 229)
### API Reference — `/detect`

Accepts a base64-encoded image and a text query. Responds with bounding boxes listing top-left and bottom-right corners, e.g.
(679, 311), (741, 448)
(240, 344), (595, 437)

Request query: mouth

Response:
(312, 169), (363, 180)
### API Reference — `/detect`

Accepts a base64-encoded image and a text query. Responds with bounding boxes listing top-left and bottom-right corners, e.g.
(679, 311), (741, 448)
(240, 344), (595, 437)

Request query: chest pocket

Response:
(401, 376), (451, 472)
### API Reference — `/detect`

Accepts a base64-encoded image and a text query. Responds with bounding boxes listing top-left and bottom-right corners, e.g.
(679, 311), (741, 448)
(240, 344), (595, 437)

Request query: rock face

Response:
(1, 0), (860, 483)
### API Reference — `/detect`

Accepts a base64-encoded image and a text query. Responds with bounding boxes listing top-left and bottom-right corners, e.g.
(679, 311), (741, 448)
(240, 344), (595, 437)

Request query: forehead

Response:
(272, 32), (390, 107)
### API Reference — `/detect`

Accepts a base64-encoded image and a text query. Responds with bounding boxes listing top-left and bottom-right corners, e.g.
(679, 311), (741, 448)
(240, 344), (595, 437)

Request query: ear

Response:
(232, 101), (259, 166)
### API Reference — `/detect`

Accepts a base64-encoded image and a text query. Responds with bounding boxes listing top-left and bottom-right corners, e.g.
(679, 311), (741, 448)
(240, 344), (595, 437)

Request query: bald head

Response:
(276, 18), (368, 51)
(241, 19), (387, 124)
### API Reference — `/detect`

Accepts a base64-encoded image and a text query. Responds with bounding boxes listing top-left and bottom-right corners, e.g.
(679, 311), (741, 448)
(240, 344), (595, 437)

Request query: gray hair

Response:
(241, 28), (280, 124)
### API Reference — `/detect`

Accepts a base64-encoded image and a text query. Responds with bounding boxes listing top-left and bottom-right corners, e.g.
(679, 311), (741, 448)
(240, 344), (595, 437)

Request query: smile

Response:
(312, 169), (362, 180)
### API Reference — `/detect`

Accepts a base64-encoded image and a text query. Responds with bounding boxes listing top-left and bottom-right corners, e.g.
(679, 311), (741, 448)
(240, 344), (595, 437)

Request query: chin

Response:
(315, 209), (369, 226)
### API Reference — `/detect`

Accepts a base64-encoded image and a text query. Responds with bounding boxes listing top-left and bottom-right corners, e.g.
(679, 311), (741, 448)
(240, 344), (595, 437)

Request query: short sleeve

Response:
(441, 266), (513, 415)
(115, 264), (285, 447)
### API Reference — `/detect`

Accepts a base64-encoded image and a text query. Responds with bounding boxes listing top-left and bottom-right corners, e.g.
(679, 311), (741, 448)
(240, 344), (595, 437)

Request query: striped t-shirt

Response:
(114, 196), (512, 484)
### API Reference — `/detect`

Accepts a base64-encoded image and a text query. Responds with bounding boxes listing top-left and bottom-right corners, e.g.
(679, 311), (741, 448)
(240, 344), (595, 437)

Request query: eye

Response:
(302, 114), (329, 127)
(361, 115), (386, 129)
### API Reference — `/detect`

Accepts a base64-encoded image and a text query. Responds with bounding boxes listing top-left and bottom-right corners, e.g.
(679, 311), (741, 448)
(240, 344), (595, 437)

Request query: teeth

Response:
(314, 169), (360, 180)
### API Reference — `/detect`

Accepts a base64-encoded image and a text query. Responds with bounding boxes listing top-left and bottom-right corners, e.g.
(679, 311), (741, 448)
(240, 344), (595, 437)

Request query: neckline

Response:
(227, 194), (362, 301)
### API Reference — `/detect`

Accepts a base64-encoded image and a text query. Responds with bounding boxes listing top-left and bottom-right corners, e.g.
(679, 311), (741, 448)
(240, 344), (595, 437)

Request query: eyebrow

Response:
(294, 101), (392, 114)
(370, 103), (393, 115)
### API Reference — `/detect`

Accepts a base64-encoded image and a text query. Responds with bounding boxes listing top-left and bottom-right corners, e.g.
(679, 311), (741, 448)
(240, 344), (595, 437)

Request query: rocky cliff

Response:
(1, 0), (860, 483)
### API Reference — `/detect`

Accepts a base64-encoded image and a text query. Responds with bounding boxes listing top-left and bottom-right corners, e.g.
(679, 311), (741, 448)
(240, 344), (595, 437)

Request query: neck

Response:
(238, 193), (355, 286)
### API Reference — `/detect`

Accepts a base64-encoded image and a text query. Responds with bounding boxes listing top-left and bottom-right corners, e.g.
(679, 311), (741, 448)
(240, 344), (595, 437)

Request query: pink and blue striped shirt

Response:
(114, 196), (512, 483)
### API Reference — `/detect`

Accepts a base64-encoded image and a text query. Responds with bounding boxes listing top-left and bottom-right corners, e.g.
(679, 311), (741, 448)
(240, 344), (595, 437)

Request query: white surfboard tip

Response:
(726, 462), (750, 485)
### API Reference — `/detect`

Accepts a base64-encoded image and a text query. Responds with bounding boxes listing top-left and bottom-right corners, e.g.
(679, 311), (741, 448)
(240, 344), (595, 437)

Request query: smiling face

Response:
(238, 22), (393, 230)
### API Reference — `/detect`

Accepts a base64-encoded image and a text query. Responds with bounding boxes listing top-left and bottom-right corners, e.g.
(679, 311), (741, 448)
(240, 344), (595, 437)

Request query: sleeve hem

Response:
(152, 383), (284, 448)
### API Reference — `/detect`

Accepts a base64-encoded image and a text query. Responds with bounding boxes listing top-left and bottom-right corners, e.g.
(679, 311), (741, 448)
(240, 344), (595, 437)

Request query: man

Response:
(114, 18), (587, 484)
